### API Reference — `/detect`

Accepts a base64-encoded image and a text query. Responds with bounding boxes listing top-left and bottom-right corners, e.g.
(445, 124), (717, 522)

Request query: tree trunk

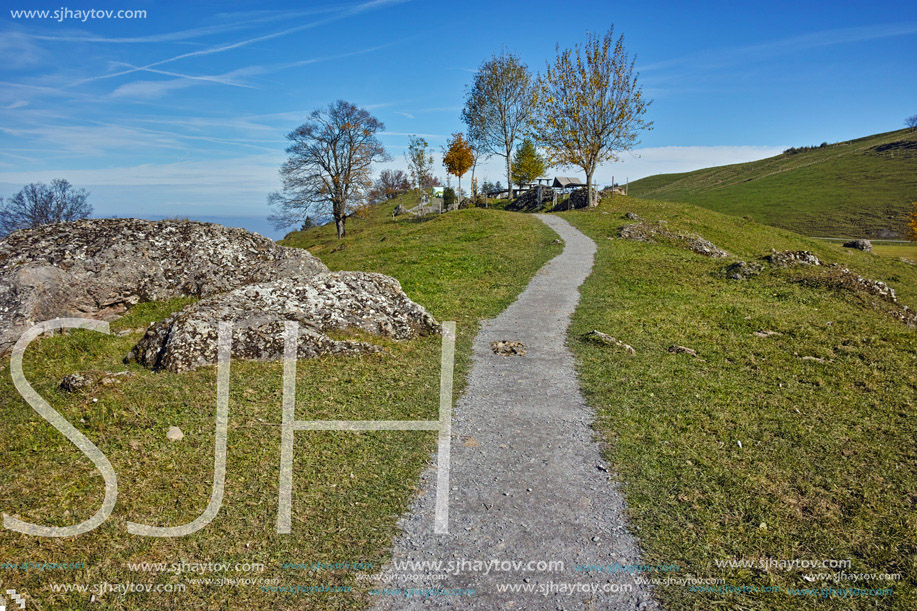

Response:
(457, 175), (461, 209)
(335, 216), (345, 239)
(506, 154), (513, 200)
(586, 168), (596, 207)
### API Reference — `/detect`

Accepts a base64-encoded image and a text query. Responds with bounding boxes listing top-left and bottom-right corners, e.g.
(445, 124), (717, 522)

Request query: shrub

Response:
(443, 187), (456, 209)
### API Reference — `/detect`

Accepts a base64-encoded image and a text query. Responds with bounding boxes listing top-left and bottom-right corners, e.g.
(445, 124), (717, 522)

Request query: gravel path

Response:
(371, 215), (660, 610)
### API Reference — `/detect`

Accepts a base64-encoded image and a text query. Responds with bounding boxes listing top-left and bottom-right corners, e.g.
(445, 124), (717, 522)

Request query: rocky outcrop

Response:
(619, 221), (729, 258)
(725, 261), (763, 280)
(126, 272), (439, 372)
(801, 266), (898, 302)
(764, 250), (821, 266)
(0, 218), (327, 354)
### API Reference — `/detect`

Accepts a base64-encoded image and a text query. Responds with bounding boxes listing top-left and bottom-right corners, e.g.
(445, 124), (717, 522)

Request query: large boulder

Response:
(126, 272), (439, 372)
(843, 239), (873, 252)
(0, 218), (327, 354)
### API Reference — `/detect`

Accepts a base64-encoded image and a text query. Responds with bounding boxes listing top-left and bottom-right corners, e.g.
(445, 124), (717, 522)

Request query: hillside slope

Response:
(629, 128), (917, 239)
(563, 196), (917, 610)
(0, 198), (560, 611)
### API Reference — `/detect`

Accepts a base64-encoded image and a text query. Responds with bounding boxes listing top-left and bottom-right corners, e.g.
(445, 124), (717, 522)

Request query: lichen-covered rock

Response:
(127, 272), (439, 372)
(59, 372), (93, 393)
(0, 218), (327, 354)
(765, 250), (821, 266)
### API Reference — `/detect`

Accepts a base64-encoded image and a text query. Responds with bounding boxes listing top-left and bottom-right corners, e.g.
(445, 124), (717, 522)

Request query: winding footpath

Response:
(372, 215), (659, 610)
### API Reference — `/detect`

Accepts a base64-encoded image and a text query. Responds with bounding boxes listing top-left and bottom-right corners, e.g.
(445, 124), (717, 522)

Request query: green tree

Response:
(511, 138), (548, 189)
(405, 136), (435, 194)
(443, 187), (456, 209)
(461, 48), (536, 199)
(532, 27), (652, 206)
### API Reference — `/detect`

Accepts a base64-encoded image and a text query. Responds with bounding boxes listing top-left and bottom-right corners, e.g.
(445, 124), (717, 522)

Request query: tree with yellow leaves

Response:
(533, 27), (652, 207)
(908, 202), (917, 241)
(442, 132), (475, 204)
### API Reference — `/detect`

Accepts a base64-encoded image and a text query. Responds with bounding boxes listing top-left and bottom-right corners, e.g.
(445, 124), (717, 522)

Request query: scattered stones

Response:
(799, 267), (897, 302)
(166, 426), (184, 442)
(393, 204), (406, 216)
(127, 271), (439, 372)
(583, 330), (636, 354)
(765, 250), (821, 266)
(619, 222), (728, 258)
(551, 239), (563, 245)
(889, 305), (917, 327)
(624, 212), (641, 220)
(0, 218), (327, 355)
(725, 261), (763, 280)
(668, 345), (699, 357)
(490, 340), (527, 356)
(842, 239), (872, 252)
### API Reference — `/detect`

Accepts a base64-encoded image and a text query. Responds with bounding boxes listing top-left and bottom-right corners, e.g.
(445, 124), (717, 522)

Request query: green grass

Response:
(871, 241), (917, 262)
(561, 196), (917, 610)
(628, 128), (917, 239)
(0, 196), (560, 610)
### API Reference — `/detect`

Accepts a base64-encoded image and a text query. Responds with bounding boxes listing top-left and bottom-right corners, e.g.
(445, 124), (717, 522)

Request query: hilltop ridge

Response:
(629, 128), (917, 238)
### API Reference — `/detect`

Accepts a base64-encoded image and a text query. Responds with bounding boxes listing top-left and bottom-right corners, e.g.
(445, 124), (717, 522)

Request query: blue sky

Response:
(1, 0), (915, 237)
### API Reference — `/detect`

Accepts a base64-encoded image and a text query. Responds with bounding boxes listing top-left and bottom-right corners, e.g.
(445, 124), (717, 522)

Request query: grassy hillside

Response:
(0, 197), (560, 611)
(562, 196), (916, 610)
(628, 128), (917, 239)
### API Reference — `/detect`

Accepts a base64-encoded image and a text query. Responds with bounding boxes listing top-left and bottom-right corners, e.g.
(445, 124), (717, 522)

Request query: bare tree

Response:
(533, 27), (652, 206)
(906, 115), (917, 131)
(462, 48), (536, 199)
(0, 179), (92, 237)
(268, 100), (387, 239)
(367, 169), (411, 204)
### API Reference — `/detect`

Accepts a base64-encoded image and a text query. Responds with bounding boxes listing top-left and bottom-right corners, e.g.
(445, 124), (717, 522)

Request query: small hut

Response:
(552, 176), (586, 193)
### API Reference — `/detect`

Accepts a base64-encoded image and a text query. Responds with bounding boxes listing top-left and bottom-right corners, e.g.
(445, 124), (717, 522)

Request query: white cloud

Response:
(73, 0), (411, 86)
(0, 155), (282, 216)
(0, 31), (46, 69)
